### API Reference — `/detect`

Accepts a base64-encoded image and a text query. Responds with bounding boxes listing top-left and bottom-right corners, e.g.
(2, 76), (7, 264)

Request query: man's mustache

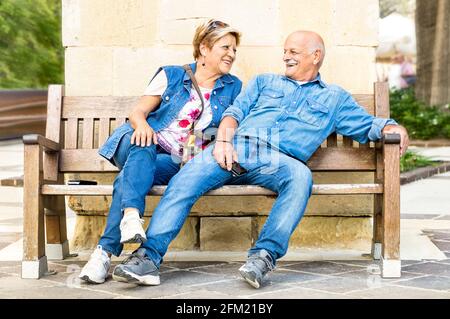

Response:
(284, 59), (298, 66)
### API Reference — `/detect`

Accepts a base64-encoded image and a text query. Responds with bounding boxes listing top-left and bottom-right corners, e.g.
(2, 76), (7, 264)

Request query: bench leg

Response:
(372, 194), (383, 260)
(46, 241), (70, 260)
(372, 242), (382, 260)
(44, 194), (70, 260)
(22, 144), (48, 279)
(381, 143), (401, 278)
(22, 257), (48, 279)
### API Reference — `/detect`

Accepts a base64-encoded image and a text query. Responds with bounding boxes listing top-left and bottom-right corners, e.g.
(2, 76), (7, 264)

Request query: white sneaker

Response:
(120, 210), (147, 244)
(79, 245), (111, 284)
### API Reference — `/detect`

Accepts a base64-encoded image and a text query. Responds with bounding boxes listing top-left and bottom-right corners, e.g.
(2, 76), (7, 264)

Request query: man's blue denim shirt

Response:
(98, 62), (242, 163)
(221, 73), (397, 163)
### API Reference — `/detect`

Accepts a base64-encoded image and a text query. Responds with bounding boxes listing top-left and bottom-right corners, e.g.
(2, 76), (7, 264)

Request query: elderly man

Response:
(112, 31), (409, 288)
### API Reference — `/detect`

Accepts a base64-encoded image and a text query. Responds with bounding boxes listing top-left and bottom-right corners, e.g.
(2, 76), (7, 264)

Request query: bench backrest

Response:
(46, 83), (390, 173)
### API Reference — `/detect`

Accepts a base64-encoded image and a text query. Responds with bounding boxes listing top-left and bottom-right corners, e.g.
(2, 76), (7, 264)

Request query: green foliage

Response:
(400, 151), (436, 173)
(390, 88), (450, 139)
(0, 0), (63, 88)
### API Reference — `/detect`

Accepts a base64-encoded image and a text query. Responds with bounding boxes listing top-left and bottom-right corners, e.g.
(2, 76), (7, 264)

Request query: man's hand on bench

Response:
(382, 124), (409, 156)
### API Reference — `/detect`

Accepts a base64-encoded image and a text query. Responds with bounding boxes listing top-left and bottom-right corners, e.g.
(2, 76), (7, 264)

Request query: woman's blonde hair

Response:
(192, 19), (241, 60)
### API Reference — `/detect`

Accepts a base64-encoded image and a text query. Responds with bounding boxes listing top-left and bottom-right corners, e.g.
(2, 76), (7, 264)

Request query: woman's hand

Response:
(213, 141), (237, 171)
(128, 95), (161, 147)
(130, 122), (158, 147)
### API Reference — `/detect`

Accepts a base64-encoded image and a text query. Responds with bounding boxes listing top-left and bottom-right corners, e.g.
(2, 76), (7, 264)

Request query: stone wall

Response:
(62, 0), (379, 253)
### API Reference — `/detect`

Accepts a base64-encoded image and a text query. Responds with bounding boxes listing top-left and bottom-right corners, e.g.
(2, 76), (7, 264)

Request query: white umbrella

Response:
(377, 13), (416, 58)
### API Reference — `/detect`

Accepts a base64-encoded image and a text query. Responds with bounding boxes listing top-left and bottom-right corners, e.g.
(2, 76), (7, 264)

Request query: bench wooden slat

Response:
(359, 142), (370, 149)
(375, 82), (390, 118)
(44, 86), (64, 181)
(41, 183), (383, 196)
(64, 118), (78, 149)
(60, 149), (117, 171)
(307, 148), (376, 170)
(82, 118), (94, 149)
(343, 136), (353, 147)
(354, 94), (375, 115)
(45, 86), (63, 142)
(62, 97), (139, 118)
(115, 118), (126, 129)
(61, 95), (375, 119)
(327, 133), (337, 147)
(98, 118), (110, 146)
(58, 147), (376, 172)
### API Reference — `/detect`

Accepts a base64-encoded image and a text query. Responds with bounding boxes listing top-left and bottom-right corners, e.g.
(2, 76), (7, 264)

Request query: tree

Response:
(415, 0), (450, 107)
(379, 0), (415, 18)
(0, 0), (63, 88)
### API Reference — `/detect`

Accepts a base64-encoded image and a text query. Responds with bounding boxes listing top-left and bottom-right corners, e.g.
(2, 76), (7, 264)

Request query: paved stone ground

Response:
(0, 252), (449, 299)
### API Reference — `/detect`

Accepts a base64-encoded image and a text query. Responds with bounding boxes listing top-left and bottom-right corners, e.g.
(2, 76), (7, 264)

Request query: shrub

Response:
(390, 88), (450, 139)
(400, 151), (436, 173)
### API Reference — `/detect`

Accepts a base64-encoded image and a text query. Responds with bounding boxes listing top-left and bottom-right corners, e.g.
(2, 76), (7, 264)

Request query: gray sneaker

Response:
(112, 248), (160, 285)
(239, 250), (275, 288)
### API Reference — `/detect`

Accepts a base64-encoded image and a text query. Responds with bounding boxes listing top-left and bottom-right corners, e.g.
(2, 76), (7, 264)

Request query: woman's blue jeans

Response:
(98, 132), (180, 256)
(140, 137), (313, 267)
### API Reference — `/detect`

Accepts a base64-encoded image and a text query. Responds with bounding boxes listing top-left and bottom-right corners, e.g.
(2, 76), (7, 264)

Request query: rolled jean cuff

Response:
(121, 201), (145, 217)
(98, 242), (122, 257)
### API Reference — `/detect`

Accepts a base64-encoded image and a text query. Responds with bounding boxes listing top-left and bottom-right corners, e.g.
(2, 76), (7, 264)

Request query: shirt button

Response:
(276, 121), (279, 124)
(213, 91), (216, 95)
(213, 105), (218, 110)
(165, 96), (169, 101)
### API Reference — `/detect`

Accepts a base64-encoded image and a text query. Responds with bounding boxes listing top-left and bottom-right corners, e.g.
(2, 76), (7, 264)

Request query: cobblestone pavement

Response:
(0, 235), (449, 299)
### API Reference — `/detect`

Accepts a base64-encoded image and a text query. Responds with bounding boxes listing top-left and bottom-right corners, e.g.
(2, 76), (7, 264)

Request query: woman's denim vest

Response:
(98, 62), (242, 164)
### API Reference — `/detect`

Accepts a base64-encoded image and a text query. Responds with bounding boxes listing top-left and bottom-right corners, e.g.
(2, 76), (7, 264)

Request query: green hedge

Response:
(390, 88), (450, 140)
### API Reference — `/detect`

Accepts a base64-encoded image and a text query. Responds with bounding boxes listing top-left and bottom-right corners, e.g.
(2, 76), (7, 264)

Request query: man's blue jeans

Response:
(98, 132), (180, 256)
(140, 137), (313, 267)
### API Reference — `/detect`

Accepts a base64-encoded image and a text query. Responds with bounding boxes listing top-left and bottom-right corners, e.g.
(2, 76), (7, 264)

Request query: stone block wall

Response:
(62, 0), (379, 253)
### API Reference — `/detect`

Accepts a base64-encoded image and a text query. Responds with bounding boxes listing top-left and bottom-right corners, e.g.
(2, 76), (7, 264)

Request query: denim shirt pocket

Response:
(298, 98), (329, 127)
(259, 89), (284, 107)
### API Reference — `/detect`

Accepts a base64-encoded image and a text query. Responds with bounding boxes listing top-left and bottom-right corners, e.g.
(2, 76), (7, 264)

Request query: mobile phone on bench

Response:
(230, 162), (248, 177)
(67, 180), (98, 185)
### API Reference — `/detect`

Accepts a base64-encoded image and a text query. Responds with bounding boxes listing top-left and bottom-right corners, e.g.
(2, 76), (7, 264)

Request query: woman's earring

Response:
(202, 56), (206, 67)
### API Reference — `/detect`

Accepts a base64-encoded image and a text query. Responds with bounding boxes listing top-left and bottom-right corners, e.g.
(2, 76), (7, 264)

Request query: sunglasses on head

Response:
(205, 20), (228, 33)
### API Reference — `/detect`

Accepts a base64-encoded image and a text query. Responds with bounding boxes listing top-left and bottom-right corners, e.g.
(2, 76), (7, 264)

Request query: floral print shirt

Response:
(144, 70), (213, 158)
(156, 86), (213, 157)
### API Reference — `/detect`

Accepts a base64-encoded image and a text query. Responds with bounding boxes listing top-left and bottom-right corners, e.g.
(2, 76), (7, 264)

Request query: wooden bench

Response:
(21, 83), (401, 279)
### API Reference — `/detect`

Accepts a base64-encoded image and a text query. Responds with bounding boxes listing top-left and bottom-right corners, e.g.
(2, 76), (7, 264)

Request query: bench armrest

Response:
(23, 134), (60, 152)
(23, 134), (61, 182)
(381, 133), (401, 144)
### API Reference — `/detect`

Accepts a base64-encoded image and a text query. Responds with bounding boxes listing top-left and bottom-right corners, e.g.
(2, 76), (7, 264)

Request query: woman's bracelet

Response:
(216, 140), (233, 144)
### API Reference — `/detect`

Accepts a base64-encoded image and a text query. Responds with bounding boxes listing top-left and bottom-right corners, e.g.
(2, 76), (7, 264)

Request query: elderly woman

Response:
(79, 19), (242, 284)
